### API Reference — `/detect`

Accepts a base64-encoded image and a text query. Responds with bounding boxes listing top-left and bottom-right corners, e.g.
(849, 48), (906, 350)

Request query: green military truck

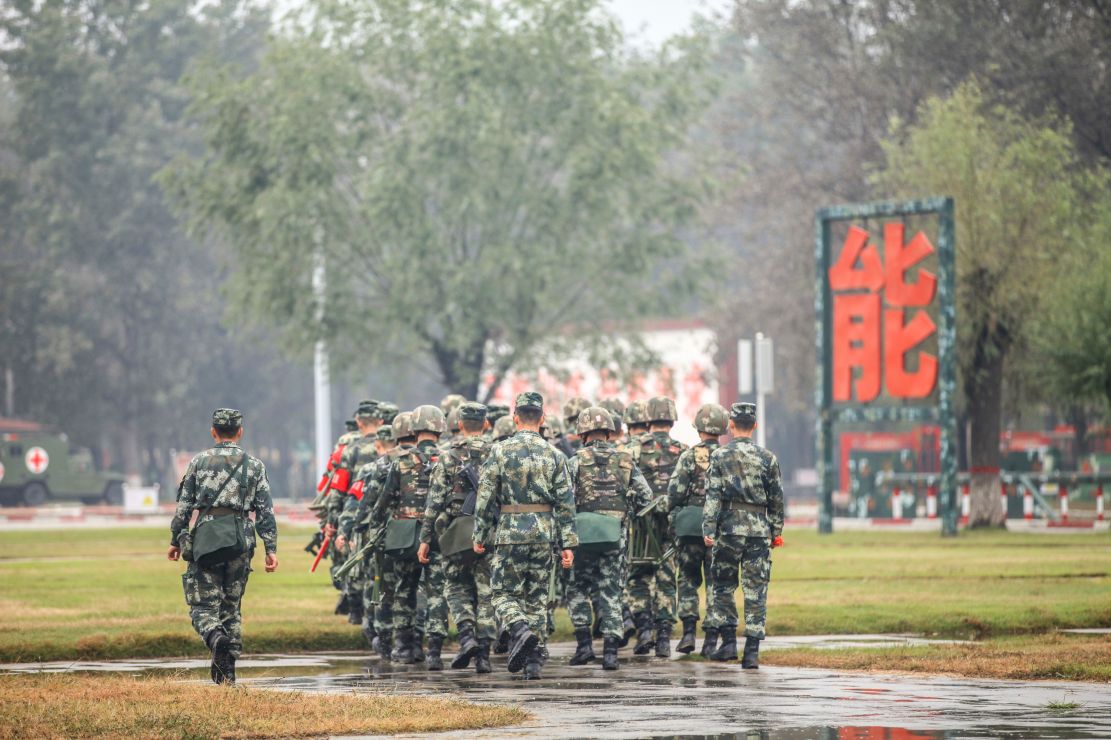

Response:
(0, 418), (125, 507)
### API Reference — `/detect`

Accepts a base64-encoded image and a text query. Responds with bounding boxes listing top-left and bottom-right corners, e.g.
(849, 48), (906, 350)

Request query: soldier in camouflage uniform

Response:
(599, 398), (626, 439)
(326, 400), (384, 626)
(168, 409), (278, 684)
(566, 407), (653, 670)
(312, 414), (363, 615)
(667, 403), (728, 656)
(626, 396), (687, 658)
(493, 415), (516, 442)
(418, 402), (494, 673)
(474, 391), (578, 679)
(622, 399), (651, 445)
(369, 406), (445, 664)
(703, 402), (784, 668)
(562, 397), (591, 453)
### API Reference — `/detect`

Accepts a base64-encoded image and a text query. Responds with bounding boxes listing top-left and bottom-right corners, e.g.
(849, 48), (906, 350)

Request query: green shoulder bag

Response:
(384, 518), (420, 559)
(672, 505), (704, 542)
(575, 511), (623, 555)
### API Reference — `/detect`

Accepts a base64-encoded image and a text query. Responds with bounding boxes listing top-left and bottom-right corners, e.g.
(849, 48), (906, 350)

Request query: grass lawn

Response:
(0, 525), (1108, 663)
(0, 673), (528, 738)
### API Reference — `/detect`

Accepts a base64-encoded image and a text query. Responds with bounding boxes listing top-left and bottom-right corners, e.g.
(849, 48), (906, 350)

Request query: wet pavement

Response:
(4, 641), (1108, 739)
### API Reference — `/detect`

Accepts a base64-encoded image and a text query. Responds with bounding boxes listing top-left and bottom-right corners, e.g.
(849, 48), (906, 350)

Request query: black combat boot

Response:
(619, 607), (637, 648)
(451, 621), (480, 669)
(474, 638), (493, 674)
(393, 628), (416, 664)
(376, 630), (393, 662)
(700, 627), (719, 658)
(655, 623), (672, 658)
(207, 630), (234, 685)
(632, 612), (655, 655)
(711, 626), (738, 662)
(412, 629), (426, 663)
(361, 617), (376, 650)
(348, 600), (364, 626)
(523, 645), (543, 680)
(426, 634), (444, 671)
(334, 592), (350, 616)
(741, 636), (761, 669)
(493, 628), (510, 654)
(676, 617), (697, 654)
(602, 636), (620, 670)
(569, 628), (596, 665)
(506, 620), (539, 674)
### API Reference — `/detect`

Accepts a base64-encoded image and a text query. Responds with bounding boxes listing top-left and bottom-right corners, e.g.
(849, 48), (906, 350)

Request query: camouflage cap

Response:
(212, 408), (243, 428)
(440, 393), (466, 415)
(376, 402), (399, 423)
(376, 424), (394, 441)
(730, 401), (757, 422)
(459, 402), (487, 422)
(562, 396), (591, 423)
(446, 406), (462, 432)
(646, 396), (678, 423)
(355, 399), (380, 419)
(624, 399), (648, 425)
(577, 406), (615, 436)
(694, 403), (729, 435)
(493, 415), (517, 440)
(344, 419), (358, 432)
(392, 411), (414, 440)
(515, 391), (544, 411)
(487, 403), (510, 422)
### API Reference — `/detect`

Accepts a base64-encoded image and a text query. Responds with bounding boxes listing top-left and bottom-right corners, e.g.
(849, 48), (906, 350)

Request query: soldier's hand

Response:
(324, 523), (337, 537)
(166, 545), (180, 562)
(561, 549), (574, 569)
(703, 536), (714, 548)
(417, 542), (431, 564)
(265, 552), (279, 572)
(335, 535), (347, 552)
(473, 542), (486, 555)
(772, 535), (784, 548)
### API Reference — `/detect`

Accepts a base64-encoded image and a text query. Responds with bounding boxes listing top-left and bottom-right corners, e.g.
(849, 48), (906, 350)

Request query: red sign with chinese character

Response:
(829, 224), (938, 403)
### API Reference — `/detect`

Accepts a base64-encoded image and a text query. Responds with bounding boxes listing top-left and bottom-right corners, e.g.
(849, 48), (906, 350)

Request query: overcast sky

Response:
(606, 0), (731, 46)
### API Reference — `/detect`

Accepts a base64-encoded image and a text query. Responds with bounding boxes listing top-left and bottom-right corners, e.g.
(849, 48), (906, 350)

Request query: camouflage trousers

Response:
(419, 550), (449, 637)
(490, 543), (554, 641)
(443, 552), (495, 641)
(626, 550), (677, 627)
(567, 551), (625, 637)
(380, 554), (422, 633)
(708, 535), (771, 638)
(181, 551), (252, 658)
(329, 543), (348, 592)
(675, 539), (713, 622)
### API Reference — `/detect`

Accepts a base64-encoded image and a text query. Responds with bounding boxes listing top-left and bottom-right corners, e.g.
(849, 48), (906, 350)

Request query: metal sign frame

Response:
(815, 197), (957, 535)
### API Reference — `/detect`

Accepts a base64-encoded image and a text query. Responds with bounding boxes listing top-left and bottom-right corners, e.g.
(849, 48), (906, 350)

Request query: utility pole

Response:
(312, 249), (332, 477)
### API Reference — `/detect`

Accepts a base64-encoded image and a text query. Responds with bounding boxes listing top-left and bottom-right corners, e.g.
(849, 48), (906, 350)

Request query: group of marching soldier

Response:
(308, 391), (784, 680)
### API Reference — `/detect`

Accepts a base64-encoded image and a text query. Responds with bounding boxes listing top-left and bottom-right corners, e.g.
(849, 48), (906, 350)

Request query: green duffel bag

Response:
(191, 458), (251, 568)
(673, 505), (705, 542)
(439, 515), (476, 560)
(575, 511), (623, 555)
(384, 517), (420, 558)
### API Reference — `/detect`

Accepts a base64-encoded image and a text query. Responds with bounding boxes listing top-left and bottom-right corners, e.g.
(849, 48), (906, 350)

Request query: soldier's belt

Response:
(206, 506), (241, 517)
(726, 501), (767, 514)
(501, 504), (552, 514)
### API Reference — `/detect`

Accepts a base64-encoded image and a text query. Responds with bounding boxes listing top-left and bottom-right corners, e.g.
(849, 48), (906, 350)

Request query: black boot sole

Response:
(507, 633), (539, 673)
(450, 642), (480, 670)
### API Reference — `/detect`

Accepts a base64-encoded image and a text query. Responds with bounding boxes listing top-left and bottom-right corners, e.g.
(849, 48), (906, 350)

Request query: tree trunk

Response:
(966, 331), (1007, 528)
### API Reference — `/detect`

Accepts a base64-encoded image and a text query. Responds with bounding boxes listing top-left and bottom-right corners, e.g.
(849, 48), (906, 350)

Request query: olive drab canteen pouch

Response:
(574, 511), (623, 555)
(439, 514), (476, 559)
(190, 457), (250, 568)
(384, 517), (420, 558)
(673, 505), (704, 541)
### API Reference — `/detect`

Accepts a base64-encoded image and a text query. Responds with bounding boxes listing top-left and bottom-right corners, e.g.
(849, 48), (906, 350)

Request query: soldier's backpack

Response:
(673, 445), (713, 542)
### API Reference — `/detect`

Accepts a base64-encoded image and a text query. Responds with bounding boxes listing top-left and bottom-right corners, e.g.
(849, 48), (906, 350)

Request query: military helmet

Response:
(376, 402), (400, 424)
(446, 406), (462, 432)
(577, 406), (615, 436)
(563, 396), (591, 424)
(376, 424), (394, 442)
(543, 414), (566, 436)
(494, 415), (517, 440)
(624, 399), (649, 425)
(440, 394), (465, 415)
(411, 404), (447, 435)
(391, 411), (414, 440)
(646, 396), (678, 423)
(694, 403), (729, 435)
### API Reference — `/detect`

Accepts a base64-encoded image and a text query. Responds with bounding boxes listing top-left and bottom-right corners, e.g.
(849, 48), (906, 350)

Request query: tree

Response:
(164, 0), (716, 402)
(874, 83), (1085, 527)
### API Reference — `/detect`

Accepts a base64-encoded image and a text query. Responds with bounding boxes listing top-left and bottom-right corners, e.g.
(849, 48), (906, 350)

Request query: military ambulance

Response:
(0, 418), (125, 506)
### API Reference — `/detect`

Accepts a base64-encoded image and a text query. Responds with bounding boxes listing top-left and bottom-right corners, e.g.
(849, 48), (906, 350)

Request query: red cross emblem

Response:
(25, 447), (49, 475)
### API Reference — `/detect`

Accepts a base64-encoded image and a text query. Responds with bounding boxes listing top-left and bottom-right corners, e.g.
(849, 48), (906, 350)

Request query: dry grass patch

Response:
(0, 673), (529, 739)
(762, 633), (1111, 682)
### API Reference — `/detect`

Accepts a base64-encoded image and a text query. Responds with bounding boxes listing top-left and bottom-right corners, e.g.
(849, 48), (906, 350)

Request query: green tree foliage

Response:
(164, 0), (716, 401)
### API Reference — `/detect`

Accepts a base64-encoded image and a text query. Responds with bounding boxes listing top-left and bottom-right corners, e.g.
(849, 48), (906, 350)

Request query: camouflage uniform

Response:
(170, 409), (277, 681)
(474, 392), (578, 676)
(493, 415), (516, 442)
(703, 403), (784, 666)
(565, 407), (653, 669)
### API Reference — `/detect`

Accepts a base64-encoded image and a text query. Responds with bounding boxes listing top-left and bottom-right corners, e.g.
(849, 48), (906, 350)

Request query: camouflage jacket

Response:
(702, 437), (784, 540)
(667, 439), (720, 511)
(566, 440), (653, 519)
(473, 430), (578, 548)
(326, 433), (378, 526)
(634, 431), (689, 498)
(420, 435), (489, 544)
(170, 442), (278, 554)
(347, 446), (409, 540)
(370, 440), (440, 527)
(617, 431), (652, 466)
